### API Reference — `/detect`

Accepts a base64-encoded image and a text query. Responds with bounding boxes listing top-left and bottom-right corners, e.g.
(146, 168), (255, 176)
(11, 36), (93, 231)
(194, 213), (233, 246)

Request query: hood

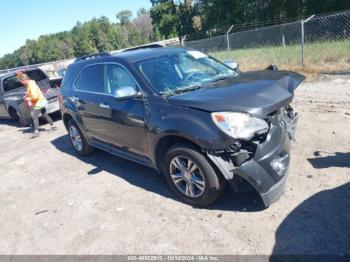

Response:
(168, 70), (305, 118)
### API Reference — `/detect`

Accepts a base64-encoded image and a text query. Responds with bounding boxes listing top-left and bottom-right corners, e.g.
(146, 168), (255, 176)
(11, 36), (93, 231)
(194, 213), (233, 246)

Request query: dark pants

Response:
(31, 107), (53, 132)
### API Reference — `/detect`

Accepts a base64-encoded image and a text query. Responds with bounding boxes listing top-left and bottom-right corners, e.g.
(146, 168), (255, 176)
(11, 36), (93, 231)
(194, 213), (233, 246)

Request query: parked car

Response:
(0, 68), (60, 126)
(59, 47), (304, 207)
(44, 68), (64, 88)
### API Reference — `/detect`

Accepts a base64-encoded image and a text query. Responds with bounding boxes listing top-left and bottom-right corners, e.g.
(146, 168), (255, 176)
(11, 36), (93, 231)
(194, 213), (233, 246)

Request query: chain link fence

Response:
(185, 10), (350, 73)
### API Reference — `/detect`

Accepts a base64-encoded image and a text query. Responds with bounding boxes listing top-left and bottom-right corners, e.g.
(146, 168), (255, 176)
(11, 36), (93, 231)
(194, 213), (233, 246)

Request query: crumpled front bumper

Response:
(208, 108), (297, 207)
(234, 125), (291, 206)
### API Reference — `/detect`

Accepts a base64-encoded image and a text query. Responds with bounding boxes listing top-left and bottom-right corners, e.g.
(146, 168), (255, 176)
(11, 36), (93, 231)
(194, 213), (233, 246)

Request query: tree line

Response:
(150, 0), (350, 40)
(1, 0), (349, 70)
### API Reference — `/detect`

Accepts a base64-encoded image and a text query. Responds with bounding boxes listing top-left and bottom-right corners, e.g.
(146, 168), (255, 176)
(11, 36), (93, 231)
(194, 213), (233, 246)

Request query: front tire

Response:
(67, 119), (94, 156)
(163, 144), (226, 206)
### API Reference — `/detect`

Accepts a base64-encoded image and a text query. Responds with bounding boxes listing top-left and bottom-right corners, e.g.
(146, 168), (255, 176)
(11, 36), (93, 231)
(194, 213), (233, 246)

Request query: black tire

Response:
(8, 107), (19, 120)
(18, 116), (30, 127)
(8, 107), (28, 127)
(67, 119), (94, 156)
(163, 144), (226, 206)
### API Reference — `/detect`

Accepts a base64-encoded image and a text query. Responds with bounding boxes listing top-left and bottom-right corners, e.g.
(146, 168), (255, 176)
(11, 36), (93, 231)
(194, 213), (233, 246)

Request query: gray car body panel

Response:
(0, 69), (59, 123)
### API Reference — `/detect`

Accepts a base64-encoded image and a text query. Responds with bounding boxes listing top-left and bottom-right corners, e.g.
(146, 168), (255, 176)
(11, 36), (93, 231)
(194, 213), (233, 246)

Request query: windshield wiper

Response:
(209, 75), (231, 83)
(159, 85), (201, 96)
(174, 85), (201, 94)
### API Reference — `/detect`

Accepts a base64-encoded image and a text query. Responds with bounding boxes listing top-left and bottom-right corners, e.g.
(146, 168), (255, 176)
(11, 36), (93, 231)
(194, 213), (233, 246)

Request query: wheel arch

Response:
(154, 135), (203, 173)
(7, 106), (18, 119)
(62, 113), (73, 130)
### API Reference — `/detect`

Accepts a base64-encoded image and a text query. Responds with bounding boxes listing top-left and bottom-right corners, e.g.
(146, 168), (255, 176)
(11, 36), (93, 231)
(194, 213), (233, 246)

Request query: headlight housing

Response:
(211, 112), (269, 140)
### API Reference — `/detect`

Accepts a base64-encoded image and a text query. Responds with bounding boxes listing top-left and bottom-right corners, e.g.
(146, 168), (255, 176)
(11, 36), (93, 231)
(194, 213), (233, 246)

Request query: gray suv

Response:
(60, 47), (304, 207)
(0, 68), (60, 125)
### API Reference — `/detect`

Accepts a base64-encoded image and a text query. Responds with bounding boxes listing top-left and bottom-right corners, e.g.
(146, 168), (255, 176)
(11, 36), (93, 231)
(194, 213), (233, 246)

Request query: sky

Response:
(0, 0), (152, 57)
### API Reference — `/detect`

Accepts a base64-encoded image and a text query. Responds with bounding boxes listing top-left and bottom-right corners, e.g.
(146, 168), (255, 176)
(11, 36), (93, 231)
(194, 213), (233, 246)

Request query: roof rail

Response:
(74, 52), (111, 62)
(121, 43), (164, 53)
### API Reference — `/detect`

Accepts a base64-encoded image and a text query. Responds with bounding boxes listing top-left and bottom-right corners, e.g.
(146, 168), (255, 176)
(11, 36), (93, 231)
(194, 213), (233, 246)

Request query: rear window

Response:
(74, 64), (104, 93)
(2, 75), (23, 92)
(26, 69), (47, 82)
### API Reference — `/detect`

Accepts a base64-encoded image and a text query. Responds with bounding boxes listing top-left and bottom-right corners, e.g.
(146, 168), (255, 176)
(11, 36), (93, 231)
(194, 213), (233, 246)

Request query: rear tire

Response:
(163, 144), (226, 206)
(8, 107), (18, 120)
(67, 119), (94, 156)
(8, 107), (28, 127)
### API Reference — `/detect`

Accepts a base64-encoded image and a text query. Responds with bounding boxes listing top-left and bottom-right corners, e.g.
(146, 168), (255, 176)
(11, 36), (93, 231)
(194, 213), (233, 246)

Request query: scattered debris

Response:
(35, 210), (48, 215)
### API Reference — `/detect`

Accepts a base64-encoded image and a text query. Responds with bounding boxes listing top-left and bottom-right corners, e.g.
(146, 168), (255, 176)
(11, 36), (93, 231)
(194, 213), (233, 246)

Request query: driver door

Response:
(97, 63), (146, 157)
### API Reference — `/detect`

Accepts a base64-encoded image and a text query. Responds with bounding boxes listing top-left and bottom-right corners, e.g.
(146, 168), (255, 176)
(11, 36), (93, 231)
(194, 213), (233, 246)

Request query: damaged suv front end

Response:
(135, 48), (305, 206)
(167, 67), (304, 206)
(207, 105), (298, 206)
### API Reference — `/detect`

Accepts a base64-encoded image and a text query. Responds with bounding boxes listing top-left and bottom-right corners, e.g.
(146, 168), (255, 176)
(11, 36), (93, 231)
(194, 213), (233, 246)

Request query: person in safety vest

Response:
(16, 71), (56, 138)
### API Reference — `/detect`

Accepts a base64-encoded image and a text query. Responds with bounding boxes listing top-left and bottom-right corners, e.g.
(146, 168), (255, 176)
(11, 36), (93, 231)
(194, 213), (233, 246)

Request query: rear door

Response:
(73, 64), (105, 140)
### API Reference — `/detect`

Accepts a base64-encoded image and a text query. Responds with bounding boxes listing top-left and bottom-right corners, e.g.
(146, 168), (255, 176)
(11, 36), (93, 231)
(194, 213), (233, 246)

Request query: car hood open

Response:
(168, 70), (305, 118)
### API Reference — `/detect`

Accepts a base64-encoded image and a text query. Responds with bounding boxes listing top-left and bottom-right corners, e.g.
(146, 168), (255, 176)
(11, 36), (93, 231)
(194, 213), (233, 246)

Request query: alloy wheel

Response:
(69, 125), (83, 152)
(169, 156), (206, 198)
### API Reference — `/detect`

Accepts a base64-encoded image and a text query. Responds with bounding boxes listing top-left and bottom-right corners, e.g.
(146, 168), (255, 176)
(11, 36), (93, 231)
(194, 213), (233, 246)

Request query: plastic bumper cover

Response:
(208, 120), (292, 207)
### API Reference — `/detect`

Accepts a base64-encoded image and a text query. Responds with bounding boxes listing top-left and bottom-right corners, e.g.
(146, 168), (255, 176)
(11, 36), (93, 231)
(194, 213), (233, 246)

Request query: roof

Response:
(68, 47), (189, 72)
(0, 66), (44, 79)
(112, 47), (188, 63)
(0, 71), (14, 79)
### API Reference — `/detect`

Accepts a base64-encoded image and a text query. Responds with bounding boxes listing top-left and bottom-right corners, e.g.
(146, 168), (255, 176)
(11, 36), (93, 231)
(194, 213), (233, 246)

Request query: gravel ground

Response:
(0, 75), (349, 255)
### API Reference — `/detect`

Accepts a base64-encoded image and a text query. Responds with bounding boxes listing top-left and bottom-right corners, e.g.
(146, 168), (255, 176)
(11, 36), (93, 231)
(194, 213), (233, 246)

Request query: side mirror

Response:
(113, 86), (141, 100)
(265, 64), (279, 71)
(224, 60), (239, 71)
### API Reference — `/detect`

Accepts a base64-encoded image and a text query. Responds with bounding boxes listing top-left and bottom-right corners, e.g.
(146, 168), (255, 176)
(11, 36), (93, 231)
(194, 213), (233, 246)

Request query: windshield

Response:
(137, 50), (238, 95)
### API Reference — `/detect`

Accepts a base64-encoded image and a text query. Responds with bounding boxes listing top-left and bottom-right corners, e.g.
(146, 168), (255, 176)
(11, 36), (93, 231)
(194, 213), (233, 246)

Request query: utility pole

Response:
(301, 15), (315, 67)
(226, 25), (234, 60)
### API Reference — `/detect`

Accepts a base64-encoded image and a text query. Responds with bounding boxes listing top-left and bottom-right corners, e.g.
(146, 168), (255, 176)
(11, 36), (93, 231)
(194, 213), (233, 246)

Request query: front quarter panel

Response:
(146, 98), (235, 161)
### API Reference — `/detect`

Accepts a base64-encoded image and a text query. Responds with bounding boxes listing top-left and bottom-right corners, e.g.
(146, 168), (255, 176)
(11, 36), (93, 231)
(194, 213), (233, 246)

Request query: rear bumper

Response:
(16, 98), (59, 125)
(46, 98), (60, 114)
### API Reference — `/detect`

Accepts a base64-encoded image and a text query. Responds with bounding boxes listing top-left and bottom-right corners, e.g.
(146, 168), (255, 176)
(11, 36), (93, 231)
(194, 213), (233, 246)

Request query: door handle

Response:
(99, 103), (110, 109)
(71, 96), (79, 103)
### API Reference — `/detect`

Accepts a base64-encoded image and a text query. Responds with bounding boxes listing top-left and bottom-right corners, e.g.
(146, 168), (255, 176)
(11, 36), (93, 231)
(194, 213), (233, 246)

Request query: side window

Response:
(26, 69), (47, 82)
(3, 75), (23, 92)
(75, 64), (104, 93)
(104, 64), (137, 95)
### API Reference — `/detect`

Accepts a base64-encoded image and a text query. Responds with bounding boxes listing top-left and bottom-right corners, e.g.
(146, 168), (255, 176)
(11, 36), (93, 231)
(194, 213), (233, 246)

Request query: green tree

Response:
(150, 1), (178, 38)
(72, 22), (98, 57)
(116, 10), (133, 26)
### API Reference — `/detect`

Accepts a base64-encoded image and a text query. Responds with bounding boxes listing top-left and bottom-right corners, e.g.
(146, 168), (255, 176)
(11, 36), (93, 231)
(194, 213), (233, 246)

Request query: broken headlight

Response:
(211, 112), (269, 140)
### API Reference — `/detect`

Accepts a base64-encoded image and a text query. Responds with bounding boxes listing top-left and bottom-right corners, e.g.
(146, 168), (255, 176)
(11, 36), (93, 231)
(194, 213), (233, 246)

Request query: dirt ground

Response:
(0, 75), (349, 255)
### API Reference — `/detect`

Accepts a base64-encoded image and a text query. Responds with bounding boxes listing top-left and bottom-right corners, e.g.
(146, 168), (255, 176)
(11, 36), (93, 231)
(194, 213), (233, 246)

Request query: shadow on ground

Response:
(0, 118), (21, 127)
(51, 134), (266, 212)
(1, 112), (61, 130)
(272, 182), (350, 257)
(308, 151), (350, 169)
